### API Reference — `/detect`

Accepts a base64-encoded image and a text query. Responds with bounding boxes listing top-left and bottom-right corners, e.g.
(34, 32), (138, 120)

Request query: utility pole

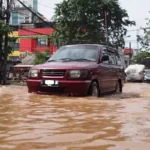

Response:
(0, 0), (3, 83)
(136, 29), (140, 54)
(104, 11), (108, 45)
(129, 42), (132, 65)
(0, 0), (2, 15)
(2, 0), (10, 84)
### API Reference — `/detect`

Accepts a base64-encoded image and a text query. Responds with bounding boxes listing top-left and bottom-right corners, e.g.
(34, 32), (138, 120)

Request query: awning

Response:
(13, 65), (33, 71)
(20, 35), (51, 39)
(9, 51), (20, 57)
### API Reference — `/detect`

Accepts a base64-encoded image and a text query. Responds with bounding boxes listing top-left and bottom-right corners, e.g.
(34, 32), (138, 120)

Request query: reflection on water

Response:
(0, 84), (150, 150)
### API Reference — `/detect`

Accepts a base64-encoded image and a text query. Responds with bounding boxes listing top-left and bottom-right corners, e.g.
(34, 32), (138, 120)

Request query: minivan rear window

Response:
(49, 45), (98, 61)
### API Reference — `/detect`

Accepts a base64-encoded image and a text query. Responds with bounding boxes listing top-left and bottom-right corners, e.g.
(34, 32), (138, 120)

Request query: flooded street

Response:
(0, 83), (150, 150)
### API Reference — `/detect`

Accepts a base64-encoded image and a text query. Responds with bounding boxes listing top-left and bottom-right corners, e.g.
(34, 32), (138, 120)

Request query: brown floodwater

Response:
(0, 83), (150, 150)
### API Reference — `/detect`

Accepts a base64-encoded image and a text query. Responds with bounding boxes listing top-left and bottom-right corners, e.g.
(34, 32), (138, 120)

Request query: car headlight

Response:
(69, 70), (88, 78)
(28, 70), (38, 78)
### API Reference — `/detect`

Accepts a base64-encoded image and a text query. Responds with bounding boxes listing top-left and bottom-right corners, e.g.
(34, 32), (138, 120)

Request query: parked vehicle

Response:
(27, 44), (126, 97)
(125, 64), (145, 82)
(9, 65), (33, 81)
(144, 69), (150, 82)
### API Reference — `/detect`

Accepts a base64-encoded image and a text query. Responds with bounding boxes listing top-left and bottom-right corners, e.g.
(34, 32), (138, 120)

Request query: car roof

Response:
(62, 44), (104, 47)
(62, 44), (118, 51)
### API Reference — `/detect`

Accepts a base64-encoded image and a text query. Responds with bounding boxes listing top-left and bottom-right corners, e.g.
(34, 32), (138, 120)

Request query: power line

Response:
(9, 7), (55, 36)
(38, 2), (55, 9)
(16, 0), (59, 32)
(11, 26), (141, 42)
(10, 9), (50, 26)
(10, 8), (46, 25)
(10, 1), (149, 50)
(12, 1), (149, 38)
(11, 25), (52, 35)
(11, 0), (150, 34)
(125, 40), (137, 42)
(10, 8), (30, 17)
(127, 27), (150, 32)
(10, 11), (147, 35)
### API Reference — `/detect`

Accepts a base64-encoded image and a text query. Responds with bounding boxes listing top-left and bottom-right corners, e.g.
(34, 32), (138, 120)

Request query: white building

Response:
(10, 0), (38, 25)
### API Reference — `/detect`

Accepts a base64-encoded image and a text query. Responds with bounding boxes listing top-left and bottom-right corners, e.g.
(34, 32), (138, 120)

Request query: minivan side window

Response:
(116, 55), (121, 66)
(101, 48), (109, 64)
(108, 51), (116, 65)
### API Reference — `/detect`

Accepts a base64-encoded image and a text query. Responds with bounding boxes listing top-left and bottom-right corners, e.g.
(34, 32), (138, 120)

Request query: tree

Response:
(133, 51), (150, 68)
(137, 14), (150, 51)
(0, 0), (17, 84)
(52, 0), (135, 48)
(0, 20), (16, 84)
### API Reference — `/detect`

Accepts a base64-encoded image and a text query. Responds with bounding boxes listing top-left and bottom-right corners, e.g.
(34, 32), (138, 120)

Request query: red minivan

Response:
(27, 44), (125, 97)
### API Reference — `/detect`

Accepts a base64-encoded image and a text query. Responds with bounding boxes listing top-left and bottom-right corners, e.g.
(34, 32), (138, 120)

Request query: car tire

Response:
(115, 81), (122, 93)
(89, 82), (100, 97)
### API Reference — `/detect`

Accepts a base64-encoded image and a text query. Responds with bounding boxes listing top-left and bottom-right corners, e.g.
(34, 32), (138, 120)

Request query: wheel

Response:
(89, 82), (100, 97)
(115, 81), (122, 93)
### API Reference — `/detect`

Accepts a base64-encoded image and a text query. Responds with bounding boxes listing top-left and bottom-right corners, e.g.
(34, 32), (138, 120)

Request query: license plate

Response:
(44, 80), (59, 86)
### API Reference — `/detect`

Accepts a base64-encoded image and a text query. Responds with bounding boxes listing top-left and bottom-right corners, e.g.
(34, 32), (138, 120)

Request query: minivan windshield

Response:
(48, 45), (98, 62)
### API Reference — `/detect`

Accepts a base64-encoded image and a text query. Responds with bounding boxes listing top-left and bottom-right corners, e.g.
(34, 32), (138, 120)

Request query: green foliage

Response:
(0, 20), (17, 62)
(133, 51), (150, 68)
(34, 50), (49, 65)
(45, 48), (51, 55)
(52, 0), (135, 48)
(137, 16), (150, 51)
(0, 20), (13, 34)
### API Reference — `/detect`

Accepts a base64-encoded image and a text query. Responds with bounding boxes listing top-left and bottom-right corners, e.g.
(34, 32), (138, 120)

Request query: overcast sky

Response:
(38, 0), (150, 49)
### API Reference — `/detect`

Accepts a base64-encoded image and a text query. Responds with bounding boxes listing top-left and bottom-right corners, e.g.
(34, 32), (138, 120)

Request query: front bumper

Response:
(126, 75), (143, 81)
(27, 79), (91, 96)
(144, 76), (150, 81)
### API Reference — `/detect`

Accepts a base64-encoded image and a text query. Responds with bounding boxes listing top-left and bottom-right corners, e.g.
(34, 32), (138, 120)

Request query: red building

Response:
(18, 28), (57, 55)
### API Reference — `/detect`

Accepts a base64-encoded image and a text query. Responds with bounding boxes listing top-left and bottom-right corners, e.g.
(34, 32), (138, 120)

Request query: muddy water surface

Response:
(0, 83), (150, 150)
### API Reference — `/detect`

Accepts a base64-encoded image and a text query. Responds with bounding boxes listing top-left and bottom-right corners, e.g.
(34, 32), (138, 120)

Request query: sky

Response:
(38, 0), (150, 49)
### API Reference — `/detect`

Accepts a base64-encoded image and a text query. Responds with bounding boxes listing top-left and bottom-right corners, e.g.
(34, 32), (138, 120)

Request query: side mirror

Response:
(46, 55), (51, 61)
(101, 55), (109, 62)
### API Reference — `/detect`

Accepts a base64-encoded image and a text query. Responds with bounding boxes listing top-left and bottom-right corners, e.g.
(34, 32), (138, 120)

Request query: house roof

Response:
(18, 55), (35, 65)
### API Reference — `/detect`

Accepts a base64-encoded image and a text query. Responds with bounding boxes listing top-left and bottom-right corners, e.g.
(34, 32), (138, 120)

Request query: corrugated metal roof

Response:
(18, 55), (35, 65)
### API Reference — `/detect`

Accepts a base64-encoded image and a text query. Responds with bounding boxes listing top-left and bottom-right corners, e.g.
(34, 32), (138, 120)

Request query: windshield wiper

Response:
(47, 60), (57, 62)
(48, 58), (74, 62)
(74, 58), (94, 61)
(48, 58), (73, 62)
(48, 58), (94, 62)
(58, 58), (74, 61)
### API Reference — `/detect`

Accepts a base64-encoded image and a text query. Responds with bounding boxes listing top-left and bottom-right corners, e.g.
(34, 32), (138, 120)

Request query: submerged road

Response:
(0, 83), (150, 150)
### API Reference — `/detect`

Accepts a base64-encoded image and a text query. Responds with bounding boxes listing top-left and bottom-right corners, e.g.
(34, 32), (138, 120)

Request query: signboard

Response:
(124, 48), (134, 54)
